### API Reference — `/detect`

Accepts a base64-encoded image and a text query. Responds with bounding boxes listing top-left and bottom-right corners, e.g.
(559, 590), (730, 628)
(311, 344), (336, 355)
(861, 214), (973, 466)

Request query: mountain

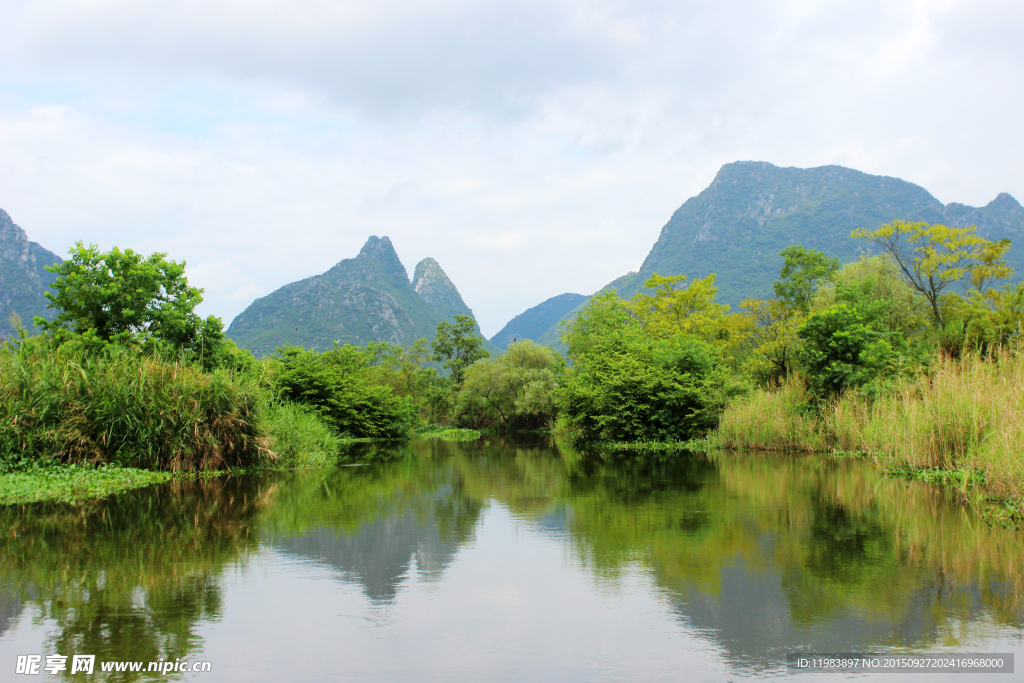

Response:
(612, 161), (1024, 305)
(524, 161), (1024, 349)
(0, 209), (62, 339)
(489, 293), (587, 350)
(226, 236), (493, 357)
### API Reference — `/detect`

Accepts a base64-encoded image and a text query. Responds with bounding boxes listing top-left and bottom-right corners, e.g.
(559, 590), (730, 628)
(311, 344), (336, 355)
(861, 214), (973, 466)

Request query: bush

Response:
(559, 295), (733, 443)
(272, 344), (415, 439)
(0, 340), (272, 472)
(455, 340), (561, 431)
(797, 304), (897, 398)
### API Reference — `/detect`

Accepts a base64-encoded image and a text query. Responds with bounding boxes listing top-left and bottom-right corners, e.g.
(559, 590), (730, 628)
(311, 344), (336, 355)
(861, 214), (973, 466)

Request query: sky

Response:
(1, 0), (1022, 338)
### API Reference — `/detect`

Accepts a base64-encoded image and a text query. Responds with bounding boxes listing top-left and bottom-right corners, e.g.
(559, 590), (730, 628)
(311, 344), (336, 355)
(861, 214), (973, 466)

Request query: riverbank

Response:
(715, 351), (1024, 508)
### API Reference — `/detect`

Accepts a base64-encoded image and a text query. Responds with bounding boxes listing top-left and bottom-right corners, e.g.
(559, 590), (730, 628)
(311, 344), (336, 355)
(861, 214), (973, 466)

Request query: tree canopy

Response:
(431, 314), (489, 385)
(851, 221), (1012, 326)
(37, 242), (224, 367)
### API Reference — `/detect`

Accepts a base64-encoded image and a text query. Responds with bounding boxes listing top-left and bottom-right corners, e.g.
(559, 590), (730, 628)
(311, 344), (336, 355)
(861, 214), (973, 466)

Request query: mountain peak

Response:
(358, 236), (407, 280)
(412, 258), (473, 322)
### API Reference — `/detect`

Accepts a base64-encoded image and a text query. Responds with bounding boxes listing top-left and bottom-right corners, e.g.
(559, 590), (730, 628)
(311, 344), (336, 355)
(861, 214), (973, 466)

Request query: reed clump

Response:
(0, 342), (274, 472)
(716, 350), (1024, 498)
(715, 376), (830, 452)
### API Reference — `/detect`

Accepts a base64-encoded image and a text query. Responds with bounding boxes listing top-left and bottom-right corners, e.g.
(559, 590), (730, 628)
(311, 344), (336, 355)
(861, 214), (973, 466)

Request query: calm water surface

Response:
(1, 437), (1022, 681)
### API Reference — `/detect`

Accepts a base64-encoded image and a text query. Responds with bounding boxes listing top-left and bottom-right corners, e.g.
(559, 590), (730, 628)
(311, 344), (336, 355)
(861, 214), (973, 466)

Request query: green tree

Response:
(456, 340), (562, 431)
(272, 344), (415, 438)
(851, 221), (1012, 326)
(431, 314), (489, 385)
(559, 292), (732, 443)
(36, 242), (224, 367)
(797, 305), (896, 398)
(738, 298), (800, 385)
(773, 246), (840, 313)
(812, 255), (930, 339)
(628, 272), (729, 339)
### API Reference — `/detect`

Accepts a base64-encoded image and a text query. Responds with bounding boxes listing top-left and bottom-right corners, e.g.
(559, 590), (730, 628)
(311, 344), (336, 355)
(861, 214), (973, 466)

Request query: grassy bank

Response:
(716, 351), (1024, 499)
(0, 341), (344, 479)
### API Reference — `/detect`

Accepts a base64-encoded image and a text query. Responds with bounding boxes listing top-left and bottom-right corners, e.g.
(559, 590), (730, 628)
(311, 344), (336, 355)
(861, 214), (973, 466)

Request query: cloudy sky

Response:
(1, 0), (1022, 336)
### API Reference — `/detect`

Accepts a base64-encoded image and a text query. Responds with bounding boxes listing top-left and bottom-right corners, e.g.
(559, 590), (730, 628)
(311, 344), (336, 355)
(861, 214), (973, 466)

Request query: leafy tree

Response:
(559, 293), (732, 442)
(628, 272), (728, 339)
(773, 246), (840, 313)
(456, 340), (562, 431)
(272, 344), (415, 438)
(431, 314), (489, 385)
(851, 221), (1012, 326)
(738, 298), (800, 384)
(938, 282), (1024, 354)
(797, 305), (897, 398)
(812, 255), (930, 338)
(36, 242), (224, 368)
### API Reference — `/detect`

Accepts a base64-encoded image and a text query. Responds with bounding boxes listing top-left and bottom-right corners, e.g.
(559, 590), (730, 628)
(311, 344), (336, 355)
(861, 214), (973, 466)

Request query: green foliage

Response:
(737, 297), (801, 384)
(0, 339), (272, 472)
(797, 304), (897, 398)
(851, 220), (1013, 326)
(559, 293), (734, 443)
(272, 344), (416, 439)
(938, 282), (1024, 355)
(37, 242), (226, 369)
(456, 340), (562, 432)
(773, 245), (840, 313)
(0, 463), (171, 505)
(418, 427), (482, 441)
(628, 272), (729, 339)
(814, 255), (931, 338)
(254, 401), (343, 468)
(432, 314), (490, 385)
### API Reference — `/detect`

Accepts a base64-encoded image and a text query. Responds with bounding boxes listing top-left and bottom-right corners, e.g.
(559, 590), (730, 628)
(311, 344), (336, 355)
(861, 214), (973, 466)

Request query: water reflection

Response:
(0, 477), (269, 673)
(0, 438), (1021, 680)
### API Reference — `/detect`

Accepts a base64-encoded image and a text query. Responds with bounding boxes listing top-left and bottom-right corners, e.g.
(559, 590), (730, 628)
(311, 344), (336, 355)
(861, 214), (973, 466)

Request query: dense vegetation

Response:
(4, 210), (1024, 509)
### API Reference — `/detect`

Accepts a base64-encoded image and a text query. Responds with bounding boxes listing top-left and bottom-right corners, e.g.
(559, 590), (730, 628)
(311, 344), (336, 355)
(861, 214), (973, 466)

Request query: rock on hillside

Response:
(0, 209), (62, 338)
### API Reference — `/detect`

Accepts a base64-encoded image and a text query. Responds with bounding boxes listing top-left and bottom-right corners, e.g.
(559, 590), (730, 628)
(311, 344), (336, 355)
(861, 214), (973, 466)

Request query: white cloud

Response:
(1, 0), (1022, 336)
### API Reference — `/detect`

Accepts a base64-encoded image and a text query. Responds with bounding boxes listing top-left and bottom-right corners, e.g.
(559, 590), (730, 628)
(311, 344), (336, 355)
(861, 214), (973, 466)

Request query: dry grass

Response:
(716, 351), (1024, 498)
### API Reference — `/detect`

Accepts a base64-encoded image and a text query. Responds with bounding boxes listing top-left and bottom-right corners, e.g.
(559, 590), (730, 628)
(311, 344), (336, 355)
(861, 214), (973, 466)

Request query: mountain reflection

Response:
(285, 439), (1024, 670)
(1, 437), (1022, 680)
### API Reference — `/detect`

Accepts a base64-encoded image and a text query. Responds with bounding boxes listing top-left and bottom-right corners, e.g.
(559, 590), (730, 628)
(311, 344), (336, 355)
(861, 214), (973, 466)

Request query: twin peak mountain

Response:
(225, 236), (491, 356)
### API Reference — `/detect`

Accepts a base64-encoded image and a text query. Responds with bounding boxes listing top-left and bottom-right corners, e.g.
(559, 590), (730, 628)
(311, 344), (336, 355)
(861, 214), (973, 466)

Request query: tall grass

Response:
(715, 375), (831, 452)
(717, 351), (1024, 498)
(0, 342), (273, 471)
(255, 401), (342, 468)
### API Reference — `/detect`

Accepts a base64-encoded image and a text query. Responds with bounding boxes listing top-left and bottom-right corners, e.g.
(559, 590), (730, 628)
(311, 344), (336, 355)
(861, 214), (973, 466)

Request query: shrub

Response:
(455, 340), (561, 431)
(272, 344), (415, 439)
(0, 340), (272, 472)
(559, 297), (733, 443)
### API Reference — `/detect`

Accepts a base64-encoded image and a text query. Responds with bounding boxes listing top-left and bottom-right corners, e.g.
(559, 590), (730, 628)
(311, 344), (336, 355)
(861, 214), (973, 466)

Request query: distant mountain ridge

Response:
(0, 209), (62, 338)
(227, 236), (493, 356)
(528, 161), (1024, 350)
(489, 293), (587, 350)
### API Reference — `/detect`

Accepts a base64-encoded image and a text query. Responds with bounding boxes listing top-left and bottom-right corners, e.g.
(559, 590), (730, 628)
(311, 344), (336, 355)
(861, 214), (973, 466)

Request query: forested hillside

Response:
(527, 161), (1024, 347)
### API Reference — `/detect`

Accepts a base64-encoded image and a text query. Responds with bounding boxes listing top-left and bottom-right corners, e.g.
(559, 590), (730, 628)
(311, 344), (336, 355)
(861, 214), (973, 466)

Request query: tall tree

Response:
(851, 221), (1012, 326)
(432, 314), (489, 385)
(773, 246), (840, 313)
(37, 242), (224, 366)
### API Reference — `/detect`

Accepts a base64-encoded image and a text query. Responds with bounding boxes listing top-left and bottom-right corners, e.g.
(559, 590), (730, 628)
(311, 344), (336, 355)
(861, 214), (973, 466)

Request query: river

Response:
(1, 436), (1021, 681)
